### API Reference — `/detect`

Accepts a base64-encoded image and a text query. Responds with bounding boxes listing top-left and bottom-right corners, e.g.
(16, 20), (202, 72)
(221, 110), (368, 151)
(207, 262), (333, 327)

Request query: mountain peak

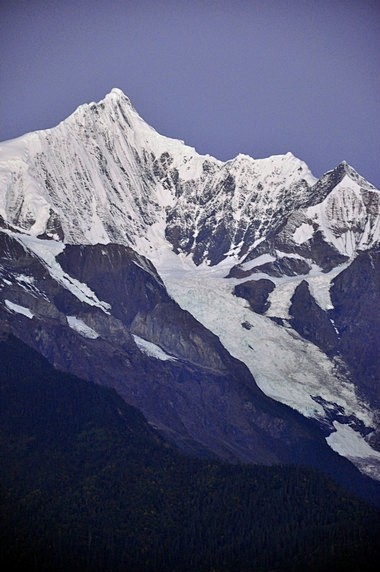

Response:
(108, 87), (126, 98)
(70, 88), (135, 121)
(1, 90), (380, 490)
(104, 87), (133, 106)
(336, 160), (377, 190)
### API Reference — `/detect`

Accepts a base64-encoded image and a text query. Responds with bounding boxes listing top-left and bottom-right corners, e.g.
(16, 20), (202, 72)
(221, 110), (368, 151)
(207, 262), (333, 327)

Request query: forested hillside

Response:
(1, 335), (379, 572)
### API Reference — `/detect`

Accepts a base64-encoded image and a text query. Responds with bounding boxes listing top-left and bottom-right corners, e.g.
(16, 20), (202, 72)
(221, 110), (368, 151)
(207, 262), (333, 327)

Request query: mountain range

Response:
(1, 88), (380, 509)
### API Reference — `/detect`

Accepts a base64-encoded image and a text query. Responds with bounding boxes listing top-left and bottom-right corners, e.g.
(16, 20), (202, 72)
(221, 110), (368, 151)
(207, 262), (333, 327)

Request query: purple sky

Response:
(1, 0), (379, 186)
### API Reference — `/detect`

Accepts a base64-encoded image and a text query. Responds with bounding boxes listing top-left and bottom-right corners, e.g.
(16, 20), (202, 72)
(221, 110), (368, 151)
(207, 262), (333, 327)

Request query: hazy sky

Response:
(1, 0), (379, 186)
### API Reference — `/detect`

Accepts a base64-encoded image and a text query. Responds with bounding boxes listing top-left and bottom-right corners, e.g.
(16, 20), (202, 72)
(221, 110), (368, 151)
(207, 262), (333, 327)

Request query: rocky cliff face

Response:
(330, 249), (380, 409)
(1, 88), (380, 483)
(1, 227), (360, 477)
(289, 280), (338, 356)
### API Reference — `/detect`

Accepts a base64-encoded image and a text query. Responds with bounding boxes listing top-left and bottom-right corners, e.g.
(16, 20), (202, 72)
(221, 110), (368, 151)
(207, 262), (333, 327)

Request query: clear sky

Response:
(1, 0), (379, 186)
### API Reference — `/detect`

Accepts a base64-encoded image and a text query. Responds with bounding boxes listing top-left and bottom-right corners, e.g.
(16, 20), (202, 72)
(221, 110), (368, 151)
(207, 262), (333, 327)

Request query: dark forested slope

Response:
(1, 334), (379, 572)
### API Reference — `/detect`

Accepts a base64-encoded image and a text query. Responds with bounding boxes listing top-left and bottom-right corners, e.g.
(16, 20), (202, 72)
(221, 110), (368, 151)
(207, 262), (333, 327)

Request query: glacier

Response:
(1, 87), (379, 479)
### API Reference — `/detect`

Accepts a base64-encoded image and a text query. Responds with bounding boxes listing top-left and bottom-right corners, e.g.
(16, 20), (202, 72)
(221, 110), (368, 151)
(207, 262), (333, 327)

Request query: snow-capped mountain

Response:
(1, 88), (379, 487)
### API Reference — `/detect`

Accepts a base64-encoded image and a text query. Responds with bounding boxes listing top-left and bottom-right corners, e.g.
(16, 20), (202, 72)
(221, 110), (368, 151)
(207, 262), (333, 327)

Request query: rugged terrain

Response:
(1, 88), (379, 491)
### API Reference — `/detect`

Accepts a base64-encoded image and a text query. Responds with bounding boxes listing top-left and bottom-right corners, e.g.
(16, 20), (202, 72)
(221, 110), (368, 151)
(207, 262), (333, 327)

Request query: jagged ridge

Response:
(1, 88), (380, 482)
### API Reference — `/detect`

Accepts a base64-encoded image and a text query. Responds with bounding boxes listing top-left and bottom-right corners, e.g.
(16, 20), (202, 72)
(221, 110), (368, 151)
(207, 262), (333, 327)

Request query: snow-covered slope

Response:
(1, 88), (380, 480)
(0, 89), (315, 261)
(150, 244), (380, 480)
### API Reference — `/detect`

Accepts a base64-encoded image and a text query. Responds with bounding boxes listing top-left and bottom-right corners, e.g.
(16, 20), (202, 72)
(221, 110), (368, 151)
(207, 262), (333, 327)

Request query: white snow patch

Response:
(266, 280), (300, 319)
(275, 250), (305, 260)
(6, 232), (111, 313)
(15, 274), (34, 284)
(326, 422), (380, 480)
(306, 274), (333, 310)
(293, 223), (314, 245)
(306, 262), (349, 310)
(4, 299), (34, 319)
(67, 316), (99, 339)
(330, 318), (340, 336)
(240, 253), (276, 271)
(132, 334), (177, 361)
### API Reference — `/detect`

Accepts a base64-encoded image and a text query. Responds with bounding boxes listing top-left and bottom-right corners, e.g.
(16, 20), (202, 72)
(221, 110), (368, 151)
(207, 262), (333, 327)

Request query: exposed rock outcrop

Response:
(233, 279), (275, 314)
